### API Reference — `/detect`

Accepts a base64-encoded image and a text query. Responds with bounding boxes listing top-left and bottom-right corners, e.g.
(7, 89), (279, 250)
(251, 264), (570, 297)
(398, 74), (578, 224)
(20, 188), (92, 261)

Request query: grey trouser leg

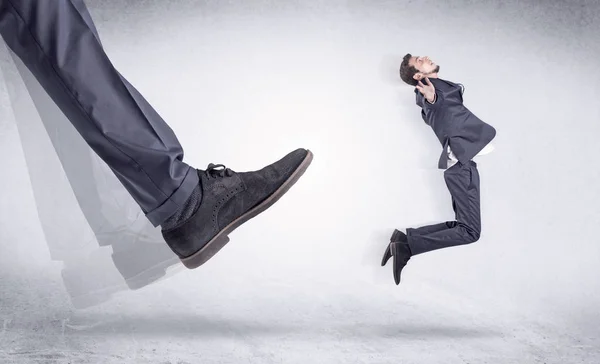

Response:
(0, 0), (198, 227)
(406, 161), (481, 255)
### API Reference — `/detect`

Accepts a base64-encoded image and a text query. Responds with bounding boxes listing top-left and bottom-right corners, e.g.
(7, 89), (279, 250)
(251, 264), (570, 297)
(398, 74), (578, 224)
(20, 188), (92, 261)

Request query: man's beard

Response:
(425, 65), (440, 75)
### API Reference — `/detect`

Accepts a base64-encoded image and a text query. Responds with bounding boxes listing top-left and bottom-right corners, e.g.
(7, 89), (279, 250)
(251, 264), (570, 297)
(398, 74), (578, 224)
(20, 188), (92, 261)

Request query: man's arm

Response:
(418, 89), (443, 111)
(420, 109), (428, 124)
(426, 93), (437, 104)
(415, 91), (442, 125)
(415, 77), (442, 110)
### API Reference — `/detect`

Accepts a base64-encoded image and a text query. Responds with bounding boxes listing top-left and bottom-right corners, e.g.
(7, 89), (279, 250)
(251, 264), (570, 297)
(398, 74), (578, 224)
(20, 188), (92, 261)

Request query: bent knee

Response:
(459, 225), (480, 244)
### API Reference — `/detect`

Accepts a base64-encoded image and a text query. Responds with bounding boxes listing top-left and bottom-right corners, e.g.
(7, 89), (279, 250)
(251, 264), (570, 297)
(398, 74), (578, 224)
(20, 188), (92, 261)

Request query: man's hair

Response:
(399, 53), (418, 86)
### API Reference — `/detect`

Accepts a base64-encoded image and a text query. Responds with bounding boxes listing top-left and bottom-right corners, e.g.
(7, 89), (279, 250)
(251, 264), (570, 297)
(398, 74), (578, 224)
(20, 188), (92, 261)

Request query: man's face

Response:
(409, 56), (440, 80)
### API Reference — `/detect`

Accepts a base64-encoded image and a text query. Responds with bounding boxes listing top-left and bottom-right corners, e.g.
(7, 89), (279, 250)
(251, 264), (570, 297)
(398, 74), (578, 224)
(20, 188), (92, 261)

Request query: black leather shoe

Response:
(162, 148), (313, 269)
(381, 229), (407, 266)
(391, 242), (411, 285)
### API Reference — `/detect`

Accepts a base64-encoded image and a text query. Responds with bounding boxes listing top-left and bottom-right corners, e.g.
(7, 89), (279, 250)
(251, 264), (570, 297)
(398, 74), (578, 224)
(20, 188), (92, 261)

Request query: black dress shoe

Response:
(381, 229), (407, 266)
(162, 148), (313, 269)
(391, 242), (411, 285)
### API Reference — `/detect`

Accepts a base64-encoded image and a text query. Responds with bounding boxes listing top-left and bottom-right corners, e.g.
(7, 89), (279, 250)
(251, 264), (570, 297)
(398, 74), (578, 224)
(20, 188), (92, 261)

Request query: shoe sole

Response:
(181, 150), (314, 269)
(391, 243), (401, 285)
(381, 244), (392, 266)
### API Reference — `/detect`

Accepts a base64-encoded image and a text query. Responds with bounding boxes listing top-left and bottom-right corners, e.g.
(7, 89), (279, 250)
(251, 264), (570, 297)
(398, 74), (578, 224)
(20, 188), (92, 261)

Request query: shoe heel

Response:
(181, 234), (231, 269)
(391, 229), (407, 243)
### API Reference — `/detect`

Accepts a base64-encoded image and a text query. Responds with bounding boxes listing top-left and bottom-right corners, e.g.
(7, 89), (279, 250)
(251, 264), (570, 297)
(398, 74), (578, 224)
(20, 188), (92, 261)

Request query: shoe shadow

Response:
(64, 313), (296, 338)
(337, 322), (502, 340)
(65, 313), (500, 340)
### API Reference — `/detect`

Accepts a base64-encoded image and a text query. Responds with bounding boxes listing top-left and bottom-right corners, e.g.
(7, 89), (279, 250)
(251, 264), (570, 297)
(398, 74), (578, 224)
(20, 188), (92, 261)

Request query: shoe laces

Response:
(205, 163), (233, 179)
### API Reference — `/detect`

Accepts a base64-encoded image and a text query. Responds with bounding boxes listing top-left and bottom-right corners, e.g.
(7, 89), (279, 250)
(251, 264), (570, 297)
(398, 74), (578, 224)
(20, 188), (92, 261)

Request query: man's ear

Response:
(413, 73), (423, 81)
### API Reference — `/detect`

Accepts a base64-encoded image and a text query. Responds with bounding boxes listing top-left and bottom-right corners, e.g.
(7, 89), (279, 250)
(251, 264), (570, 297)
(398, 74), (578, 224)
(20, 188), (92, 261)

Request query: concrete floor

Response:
(0, 0), (599, 363)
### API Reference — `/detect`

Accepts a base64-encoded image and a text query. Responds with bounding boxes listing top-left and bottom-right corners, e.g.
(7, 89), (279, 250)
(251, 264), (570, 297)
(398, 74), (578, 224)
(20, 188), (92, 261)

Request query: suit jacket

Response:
(415, 77), (496, 169)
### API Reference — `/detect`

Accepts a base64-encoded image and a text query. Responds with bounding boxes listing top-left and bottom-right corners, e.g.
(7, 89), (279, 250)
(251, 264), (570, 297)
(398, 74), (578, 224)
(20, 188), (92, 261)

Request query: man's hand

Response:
(416, 77), (436, 103)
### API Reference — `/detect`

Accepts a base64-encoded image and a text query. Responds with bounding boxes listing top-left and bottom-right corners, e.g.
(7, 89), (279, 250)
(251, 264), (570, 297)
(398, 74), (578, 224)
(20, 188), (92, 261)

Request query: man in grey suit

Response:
(0, 0), (313, 271)
(381, 54), (496, 285)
